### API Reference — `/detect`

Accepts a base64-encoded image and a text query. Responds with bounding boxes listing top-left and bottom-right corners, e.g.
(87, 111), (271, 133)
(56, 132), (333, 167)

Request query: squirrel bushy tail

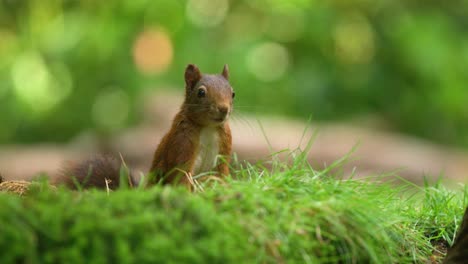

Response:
(56, 156), (136, 190)
(35, 64), (233, 191)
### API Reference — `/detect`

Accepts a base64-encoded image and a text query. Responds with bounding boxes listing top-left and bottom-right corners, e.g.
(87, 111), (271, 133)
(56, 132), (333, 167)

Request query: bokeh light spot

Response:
(266, 10), (305, 42)
(132, 28), (173, 75)
(186, 0), (229, 28)
(246, 42), (290, 82)
(226, 6), (267, 42)
(41, 12), (85, 55)
(11, 51), (73, 114)
(92, 89), (130, 130)
(0, 29), (17, 60)
(333, 13), (375, 65)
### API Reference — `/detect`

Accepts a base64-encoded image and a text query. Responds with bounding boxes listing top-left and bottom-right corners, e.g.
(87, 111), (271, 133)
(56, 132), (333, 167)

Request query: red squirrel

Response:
(444, 207), (468, 264)
(56, 64), (234, 189)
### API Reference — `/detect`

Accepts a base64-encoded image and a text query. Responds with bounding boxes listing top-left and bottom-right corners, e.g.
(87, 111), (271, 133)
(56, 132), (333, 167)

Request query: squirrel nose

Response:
(218, 105), (229, 116)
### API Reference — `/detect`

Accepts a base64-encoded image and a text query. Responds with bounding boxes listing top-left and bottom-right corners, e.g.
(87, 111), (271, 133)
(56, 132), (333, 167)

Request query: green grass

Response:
(0, 150), (466, 263)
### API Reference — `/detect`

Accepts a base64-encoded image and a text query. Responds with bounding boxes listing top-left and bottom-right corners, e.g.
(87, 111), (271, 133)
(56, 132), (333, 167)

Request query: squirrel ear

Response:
(221, 64), (229, 80)
(185, 64), (202, 89)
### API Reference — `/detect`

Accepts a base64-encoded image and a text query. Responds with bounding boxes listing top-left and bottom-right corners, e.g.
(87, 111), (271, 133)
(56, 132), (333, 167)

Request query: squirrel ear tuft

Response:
(185, 64), (202, 89)
(221, 64), (229, 80)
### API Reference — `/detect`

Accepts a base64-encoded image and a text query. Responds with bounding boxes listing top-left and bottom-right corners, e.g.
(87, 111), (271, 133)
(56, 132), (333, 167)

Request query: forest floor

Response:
(0, 149), (466, 263)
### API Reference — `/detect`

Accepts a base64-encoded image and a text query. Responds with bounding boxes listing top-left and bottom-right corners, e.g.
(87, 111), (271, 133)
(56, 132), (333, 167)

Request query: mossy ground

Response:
(0, 150), (466, 263)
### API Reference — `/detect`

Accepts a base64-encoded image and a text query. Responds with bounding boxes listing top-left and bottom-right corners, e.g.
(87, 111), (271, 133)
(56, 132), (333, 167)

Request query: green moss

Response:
(0, 186), (255, 264)
(0, 157), (466, 263)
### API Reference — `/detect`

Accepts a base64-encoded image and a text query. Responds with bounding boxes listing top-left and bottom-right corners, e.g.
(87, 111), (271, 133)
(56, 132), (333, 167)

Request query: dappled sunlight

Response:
(0, 29), (17, 62)
(0, 0), (467, 188)
(225, 6), (266, 42)
(1, 0), (467, 148)
(0, 2), (467, 262)
(40, 12), (86, 54)
(132, 28), (173, 75)
(246, 42), (290, 82)
(92, 89), (130, 130)
(11, 51), (72, 114)
(333, 12), (375, 65)
(186, 0), (229, 28)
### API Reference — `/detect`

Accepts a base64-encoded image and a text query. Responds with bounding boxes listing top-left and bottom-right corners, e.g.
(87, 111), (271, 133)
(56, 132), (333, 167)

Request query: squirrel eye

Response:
(197, 88), (206, 98)
(232, 92), (236, 99)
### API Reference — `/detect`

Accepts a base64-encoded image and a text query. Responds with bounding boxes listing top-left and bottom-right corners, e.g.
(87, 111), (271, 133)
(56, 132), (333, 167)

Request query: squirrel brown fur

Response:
(56, 64), (234, 190)
(56, 156), (136, 189)
(443, 207), (468, 264)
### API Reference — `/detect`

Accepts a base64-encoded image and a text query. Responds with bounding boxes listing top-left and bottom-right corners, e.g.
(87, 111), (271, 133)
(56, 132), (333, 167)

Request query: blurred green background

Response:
(0, 0), (467, 147)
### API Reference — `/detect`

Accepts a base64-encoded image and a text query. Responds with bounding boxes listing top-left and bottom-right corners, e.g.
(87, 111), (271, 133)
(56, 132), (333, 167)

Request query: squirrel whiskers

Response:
(57, 64), (234, 190)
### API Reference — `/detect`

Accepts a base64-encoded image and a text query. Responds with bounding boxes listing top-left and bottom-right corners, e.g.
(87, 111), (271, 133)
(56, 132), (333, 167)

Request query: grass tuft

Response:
(0, 148), (466, 263)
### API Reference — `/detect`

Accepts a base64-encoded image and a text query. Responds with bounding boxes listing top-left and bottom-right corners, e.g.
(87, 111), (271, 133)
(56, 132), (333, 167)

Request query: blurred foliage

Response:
(0, 0), (468, 146)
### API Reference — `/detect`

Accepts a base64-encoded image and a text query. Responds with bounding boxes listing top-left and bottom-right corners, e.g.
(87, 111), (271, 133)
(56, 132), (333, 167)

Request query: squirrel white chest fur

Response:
(193, 127), (220, 175)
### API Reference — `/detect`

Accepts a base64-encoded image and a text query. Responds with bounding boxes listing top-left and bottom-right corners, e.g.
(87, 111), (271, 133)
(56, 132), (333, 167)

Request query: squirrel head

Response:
(183, 64), (235, 127)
